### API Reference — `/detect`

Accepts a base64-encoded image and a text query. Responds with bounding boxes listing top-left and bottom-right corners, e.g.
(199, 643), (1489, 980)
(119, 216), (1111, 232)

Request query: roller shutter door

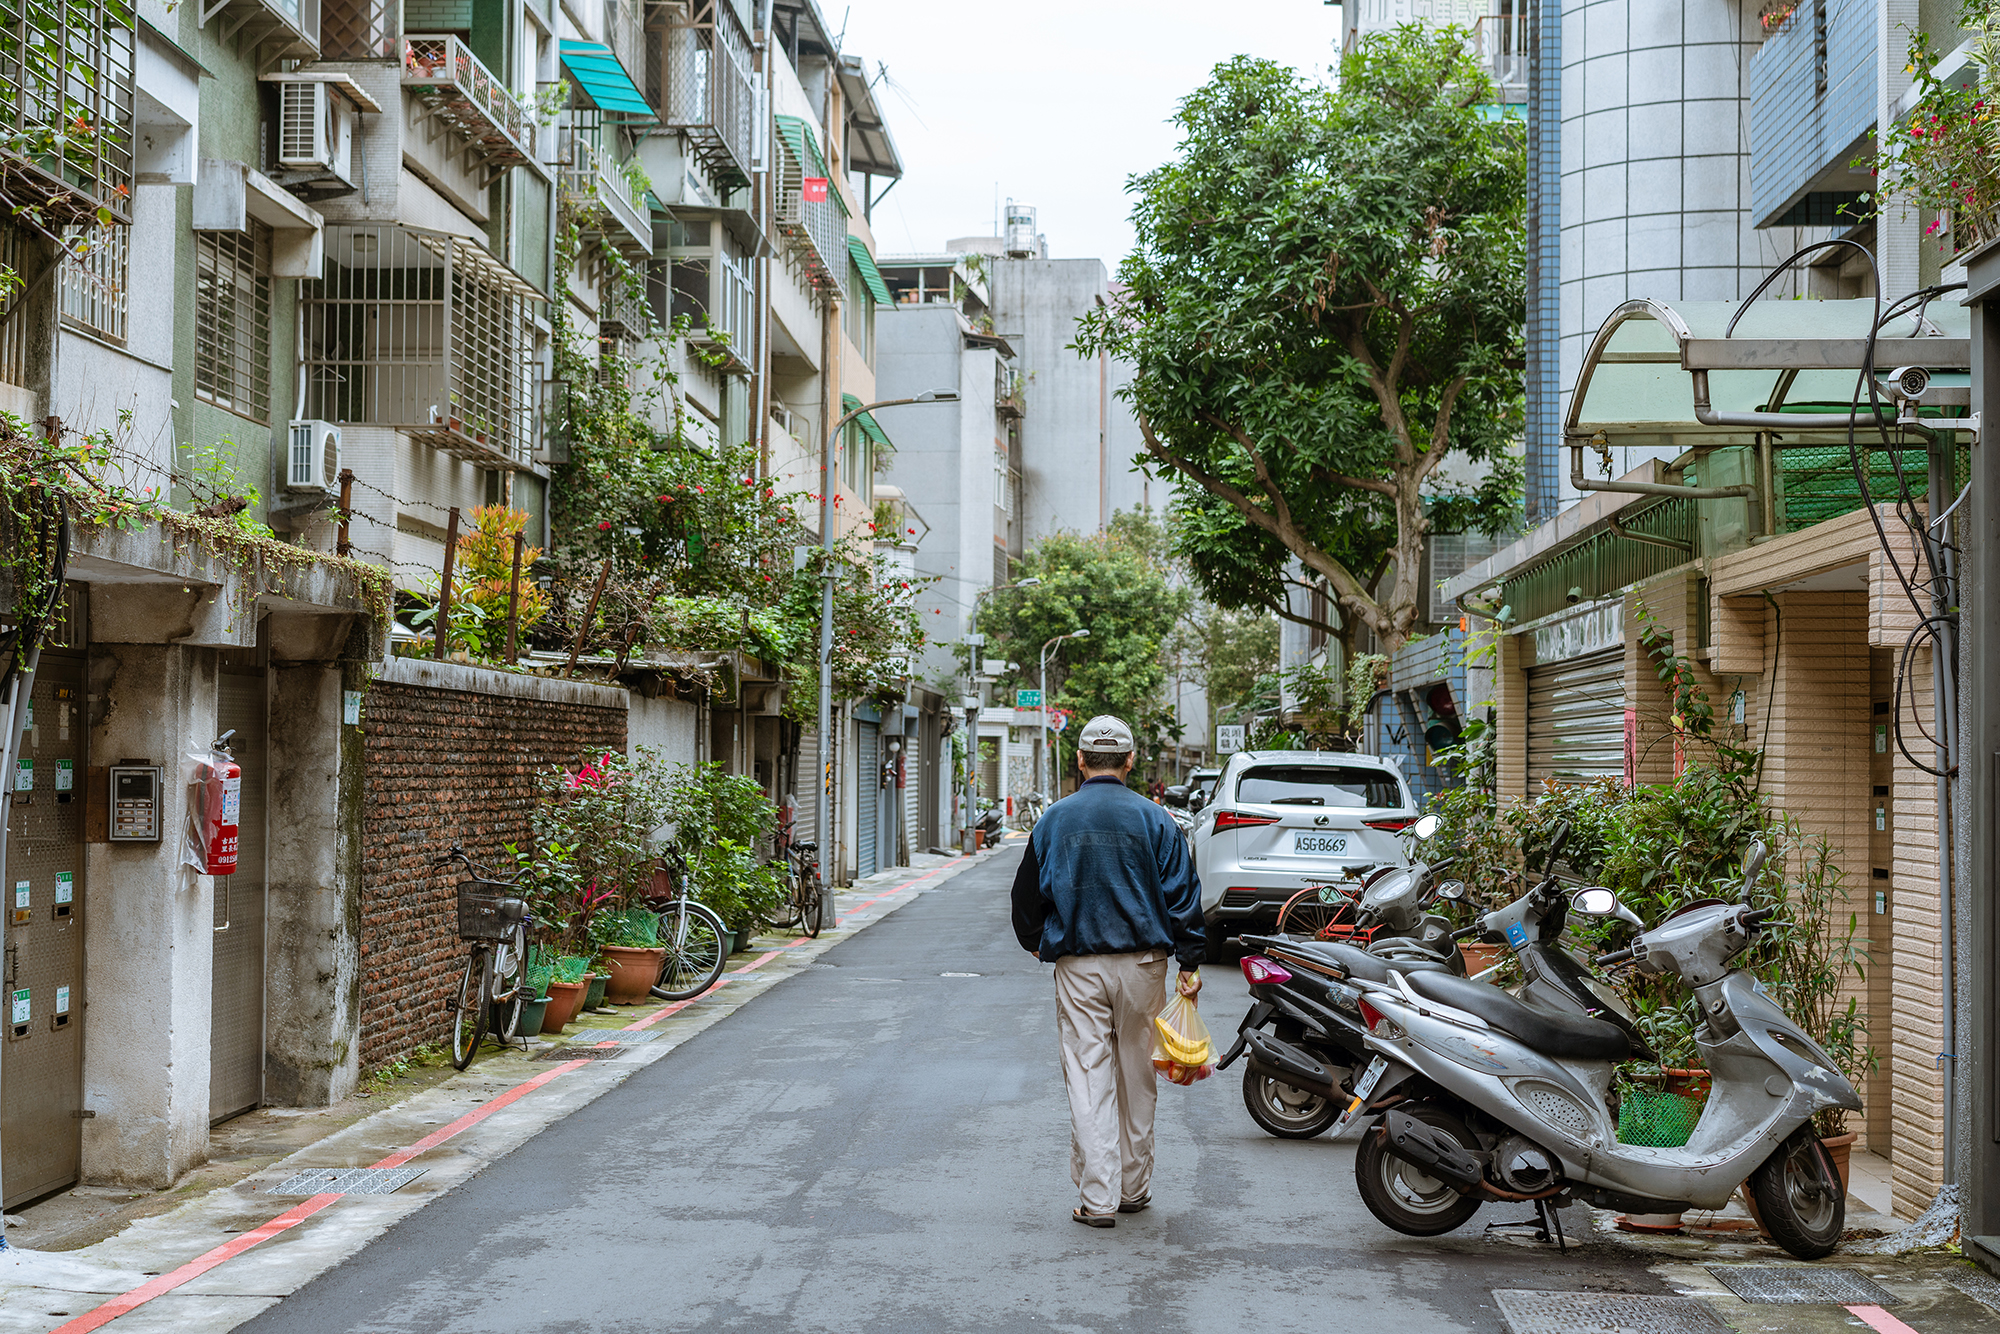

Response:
(856, 722), (879, 879)
(1525, 648), (1626, 795)
(792, 725), (821, 845)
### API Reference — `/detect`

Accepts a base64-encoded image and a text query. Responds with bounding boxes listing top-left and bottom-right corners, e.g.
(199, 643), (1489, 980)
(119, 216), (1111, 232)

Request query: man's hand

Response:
(1176, 970), (1201, 998)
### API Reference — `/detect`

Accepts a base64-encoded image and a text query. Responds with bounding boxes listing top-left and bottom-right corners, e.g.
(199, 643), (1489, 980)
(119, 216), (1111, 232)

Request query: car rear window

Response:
(1235, 765), (1400, 809)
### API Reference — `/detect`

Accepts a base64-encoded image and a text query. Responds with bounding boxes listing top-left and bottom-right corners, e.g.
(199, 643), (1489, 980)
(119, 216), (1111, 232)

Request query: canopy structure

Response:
(841, 394), (891, 449)
(846, 235), (892, 305)
(559, 41), (655, 120)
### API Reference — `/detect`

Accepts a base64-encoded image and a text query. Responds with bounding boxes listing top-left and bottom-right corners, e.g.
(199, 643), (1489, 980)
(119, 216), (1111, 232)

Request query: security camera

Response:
(1888, 366), (1931, 400)
(1566, 586), (1583, 605)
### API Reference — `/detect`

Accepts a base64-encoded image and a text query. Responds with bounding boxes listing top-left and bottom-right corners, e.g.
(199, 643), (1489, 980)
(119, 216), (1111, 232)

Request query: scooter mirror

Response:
(1741, 838), (1768, 883)
(1410, 813), (1442, 840)
(1433, 878), (1467, 901)
(1573, 888), (1619, 916)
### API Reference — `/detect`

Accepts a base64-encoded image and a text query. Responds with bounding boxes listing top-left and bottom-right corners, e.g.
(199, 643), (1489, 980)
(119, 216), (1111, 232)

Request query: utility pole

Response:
(1038, 628), (1088, 803)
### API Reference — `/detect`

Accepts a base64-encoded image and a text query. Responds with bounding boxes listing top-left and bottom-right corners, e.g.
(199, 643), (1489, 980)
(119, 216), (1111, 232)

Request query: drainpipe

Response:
(1570, 435), (1755, 500)
(1929, 436), (1961, 1182)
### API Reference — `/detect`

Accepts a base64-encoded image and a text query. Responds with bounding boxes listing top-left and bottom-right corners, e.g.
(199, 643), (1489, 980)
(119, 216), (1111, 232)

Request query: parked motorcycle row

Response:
(1215, 818), (1860, 1260)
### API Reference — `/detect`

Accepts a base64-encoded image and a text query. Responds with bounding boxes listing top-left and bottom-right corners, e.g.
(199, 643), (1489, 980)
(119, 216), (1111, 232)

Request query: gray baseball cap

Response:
(1078, 715), (1135, 752)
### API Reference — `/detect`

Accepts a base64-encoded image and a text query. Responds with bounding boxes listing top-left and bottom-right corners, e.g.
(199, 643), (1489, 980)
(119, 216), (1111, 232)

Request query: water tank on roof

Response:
(1004, 202), (1038, 258)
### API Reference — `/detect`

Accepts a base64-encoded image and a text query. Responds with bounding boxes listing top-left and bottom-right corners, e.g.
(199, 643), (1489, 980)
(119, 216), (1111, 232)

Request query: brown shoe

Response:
(1072, 1207), (1116, 1228)
(1117, 1194), (1151, 1214)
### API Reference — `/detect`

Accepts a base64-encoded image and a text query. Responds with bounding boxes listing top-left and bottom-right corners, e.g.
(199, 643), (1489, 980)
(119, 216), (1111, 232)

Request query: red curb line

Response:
(1845, 1305), (1922, 1334)
(47, 1058), (593, 1333)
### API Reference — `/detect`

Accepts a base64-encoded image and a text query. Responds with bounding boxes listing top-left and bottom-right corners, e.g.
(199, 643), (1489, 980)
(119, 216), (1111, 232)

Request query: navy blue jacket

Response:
(1011, 775), (1205, 971)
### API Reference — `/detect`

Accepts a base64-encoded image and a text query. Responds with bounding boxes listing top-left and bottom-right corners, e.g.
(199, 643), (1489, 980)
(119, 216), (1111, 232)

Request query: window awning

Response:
(774, 112), (850, 217)
(846, 235), (891, 305)
(842, 393), (892, 448)
(559, 41), (655, 120)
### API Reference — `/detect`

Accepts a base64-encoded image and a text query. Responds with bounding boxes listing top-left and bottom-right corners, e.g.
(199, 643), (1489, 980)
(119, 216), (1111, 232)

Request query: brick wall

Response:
(358, 659), (627, 1072)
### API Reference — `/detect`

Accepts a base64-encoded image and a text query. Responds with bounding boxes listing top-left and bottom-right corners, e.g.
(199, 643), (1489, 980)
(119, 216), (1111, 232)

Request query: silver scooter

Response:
(1342, 839), (1861, 1260)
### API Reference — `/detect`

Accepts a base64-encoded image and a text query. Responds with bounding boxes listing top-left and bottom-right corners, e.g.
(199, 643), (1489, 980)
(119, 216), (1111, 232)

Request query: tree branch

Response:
(1420, 373), (1470, 478)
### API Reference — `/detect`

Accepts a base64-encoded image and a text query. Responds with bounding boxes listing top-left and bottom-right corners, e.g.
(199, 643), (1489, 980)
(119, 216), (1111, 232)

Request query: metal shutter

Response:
(856, 722), (879, 879)
(1525, 648), (1626, 796)
(792, 724), (820, 844)
(211, 670), (268, 1122)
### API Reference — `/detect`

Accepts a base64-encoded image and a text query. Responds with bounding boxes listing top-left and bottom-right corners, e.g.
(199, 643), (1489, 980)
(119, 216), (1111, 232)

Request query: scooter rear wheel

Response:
(1747, 1129), (1845, 1259)
(1355, 1105), (1483, 1236)
(1242, 1068), (1341, 1139)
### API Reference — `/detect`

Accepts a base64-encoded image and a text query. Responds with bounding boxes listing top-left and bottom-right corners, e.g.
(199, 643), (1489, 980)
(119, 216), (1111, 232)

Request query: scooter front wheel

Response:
(1242, 1068), (1340, 1139)
(1747, 1129), (1845, 1259)
(1355, 1105), (1483, 1236)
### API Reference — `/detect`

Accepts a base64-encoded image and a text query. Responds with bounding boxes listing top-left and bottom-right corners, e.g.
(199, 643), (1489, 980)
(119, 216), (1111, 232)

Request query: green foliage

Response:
(598, 906), (661, 949)
(1863, 6), (2000, 249)
(977, 517), (1193, 753)
(1190, 605), (1279, 726)
(660, 761), (786, 928)
(780, 544), (930, 716)
(514, 748), (677, 957)
(1075, 33), (1526, 651)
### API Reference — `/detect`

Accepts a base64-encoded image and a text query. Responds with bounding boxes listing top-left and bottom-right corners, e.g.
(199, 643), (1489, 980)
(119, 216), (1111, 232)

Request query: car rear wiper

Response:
(1268, 796), (1326, 805)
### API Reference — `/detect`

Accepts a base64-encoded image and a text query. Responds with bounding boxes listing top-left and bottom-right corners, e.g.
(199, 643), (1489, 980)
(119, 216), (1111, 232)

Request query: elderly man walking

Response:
(1010, 715), (1205, 1228)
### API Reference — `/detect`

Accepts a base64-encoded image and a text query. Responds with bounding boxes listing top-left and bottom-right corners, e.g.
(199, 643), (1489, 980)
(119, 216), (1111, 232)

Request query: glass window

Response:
(1235, 765), (1401, 809)
(195, 225), (273, 423)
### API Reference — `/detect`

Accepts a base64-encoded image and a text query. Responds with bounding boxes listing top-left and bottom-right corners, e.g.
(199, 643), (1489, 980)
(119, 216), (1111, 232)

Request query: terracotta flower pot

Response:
(1459, 941), (1506, 974)
(540, 980), (586, 1033)
(1820, 1130), (1857, 1193)
(600, 946), (665, 1004)
(1661, 1067), (1712, 1101)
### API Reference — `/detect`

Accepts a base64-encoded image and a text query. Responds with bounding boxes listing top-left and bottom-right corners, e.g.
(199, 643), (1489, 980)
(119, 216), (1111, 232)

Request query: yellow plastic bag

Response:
(1152, 992), (1214, 1085)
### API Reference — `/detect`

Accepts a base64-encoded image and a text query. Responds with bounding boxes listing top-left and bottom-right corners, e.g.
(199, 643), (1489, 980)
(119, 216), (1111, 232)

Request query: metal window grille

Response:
(0, 0), (135, 224)
(318, 0), (394, 59)
(195, 224), (272, 423)
(772, 128), (845, 302)
(0, 217), (31, 388)
(655, 0), (751, 188)
(301, 224), (540, 468)
(59, 223), (127, 343)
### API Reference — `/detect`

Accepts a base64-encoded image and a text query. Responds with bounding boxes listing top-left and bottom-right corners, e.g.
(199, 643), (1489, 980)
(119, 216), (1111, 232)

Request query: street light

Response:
(1038, 629), (1089, 802)
(816, 390), (957, 924)
(961, 575), (1042, 853)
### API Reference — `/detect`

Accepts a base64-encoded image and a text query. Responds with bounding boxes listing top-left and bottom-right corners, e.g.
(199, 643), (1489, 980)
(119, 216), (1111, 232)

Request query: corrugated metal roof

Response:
(773, 112), (850, 217)
(846, 235), (891, 305)
(842, 393), (891, 448)
(559, 41), (654, 120)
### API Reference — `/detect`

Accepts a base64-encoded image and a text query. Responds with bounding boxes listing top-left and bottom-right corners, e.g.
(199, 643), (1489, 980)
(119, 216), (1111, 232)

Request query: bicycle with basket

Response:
(439, 845), (532, 1068)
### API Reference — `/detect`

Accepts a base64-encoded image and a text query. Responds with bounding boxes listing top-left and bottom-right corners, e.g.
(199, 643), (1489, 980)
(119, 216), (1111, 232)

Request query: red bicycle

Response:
(1272, 875), (1378, 943)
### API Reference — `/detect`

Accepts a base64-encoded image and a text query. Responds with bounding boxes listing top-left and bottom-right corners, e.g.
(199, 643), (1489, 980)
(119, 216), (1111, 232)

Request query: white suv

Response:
(1192, 750), (1418, 941)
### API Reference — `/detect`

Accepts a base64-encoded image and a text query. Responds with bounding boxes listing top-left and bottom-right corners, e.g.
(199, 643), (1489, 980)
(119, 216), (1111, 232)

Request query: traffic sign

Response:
(1215, 724), (1245, 754)
(1016, 689), (1043, 707)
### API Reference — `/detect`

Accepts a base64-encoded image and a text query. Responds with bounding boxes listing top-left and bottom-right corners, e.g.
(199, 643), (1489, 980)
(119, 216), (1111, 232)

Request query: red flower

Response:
(658, 494), (672, 503)
(598, 520), (613, 530)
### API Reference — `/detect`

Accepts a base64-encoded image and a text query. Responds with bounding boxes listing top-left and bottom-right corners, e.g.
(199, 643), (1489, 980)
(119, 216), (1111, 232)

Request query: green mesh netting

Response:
(1617, 1083), (1705, 1147)
(553, 955), (592, 984)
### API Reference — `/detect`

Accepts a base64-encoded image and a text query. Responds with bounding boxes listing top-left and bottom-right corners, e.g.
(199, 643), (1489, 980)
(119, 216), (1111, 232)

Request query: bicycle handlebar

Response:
(1450, 924), (1482, 942)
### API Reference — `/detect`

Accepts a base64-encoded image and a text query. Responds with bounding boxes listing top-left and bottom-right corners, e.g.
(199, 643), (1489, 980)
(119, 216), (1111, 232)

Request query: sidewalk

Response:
(0, 848), (1004, 1334)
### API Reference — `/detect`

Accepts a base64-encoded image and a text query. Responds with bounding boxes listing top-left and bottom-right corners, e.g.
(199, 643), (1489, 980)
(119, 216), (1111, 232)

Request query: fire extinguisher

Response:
(198, 730), (241, 876)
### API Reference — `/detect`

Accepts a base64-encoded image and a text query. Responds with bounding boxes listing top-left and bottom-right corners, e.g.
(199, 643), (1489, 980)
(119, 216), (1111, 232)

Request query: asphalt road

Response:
(245, 847), (1668, 1333)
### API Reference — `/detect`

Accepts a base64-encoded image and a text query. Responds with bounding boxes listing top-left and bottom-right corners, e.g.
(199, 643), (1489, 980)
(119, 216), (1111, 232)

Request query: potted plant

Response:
(660, 762), (785, 948)
(542, 956), (591, 1032)
(597, 905), (666, 1003)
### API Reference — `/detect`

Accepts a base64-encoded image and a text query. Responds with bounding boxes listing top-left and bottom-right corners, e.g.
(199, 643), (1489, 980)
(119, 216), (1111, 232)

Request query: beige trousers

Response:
(1054, 950), (1171, 1215)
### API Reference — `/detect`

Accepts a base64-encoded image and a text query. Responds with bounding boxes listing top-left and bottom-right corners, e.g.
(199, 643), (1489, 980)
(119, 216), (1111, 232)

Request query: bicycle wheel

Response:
(767, 862), (803, 930)
(796, 867), (824, 939)
(1275, 885), (1358, 939)
(651, 900), (728, 1000)
(489, 923), (526, 1042)
(449, 949), (488, 1069)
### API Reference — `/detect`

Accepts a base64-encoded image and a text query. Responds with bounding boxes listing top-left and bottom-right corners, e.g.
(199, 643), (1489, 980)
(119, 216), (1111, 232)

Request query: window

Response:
(195, 225), (272, 422)
(1235, 765), (1401, 810)
(841, 418), (870, 502)
(59, 223), (127, 343)
(843, 257), (873, 364)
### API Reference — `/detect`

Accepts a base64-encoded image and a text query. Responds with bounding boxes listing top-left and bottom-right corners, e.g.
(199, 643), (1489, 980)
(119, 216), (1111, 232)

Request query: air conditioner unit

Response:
(287, 420), (342, 493)
(276, 81), (354, 185)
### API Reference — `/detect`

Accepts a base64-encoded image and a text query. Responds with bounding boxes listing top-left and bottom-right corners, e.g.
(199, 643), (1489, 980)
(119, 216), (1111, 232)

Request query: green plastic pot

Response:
(583, 973), (609, 1011)
(518, 995), (550, 1036)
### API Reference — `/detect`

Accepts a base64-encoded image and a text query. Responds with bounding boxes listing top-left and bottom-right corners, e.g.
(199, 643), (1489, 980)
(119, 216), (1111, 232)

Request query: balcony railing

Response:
(0, 0), (135, 224)
(402, 35), (537, 181)
(1472, 11), (1528, 103)
(773, 120), (845, 302)
(301, 224), (542, 470)
(653, 0), (752, 190)
(196, 0), (317, 63)
(556, 126), (651, 257)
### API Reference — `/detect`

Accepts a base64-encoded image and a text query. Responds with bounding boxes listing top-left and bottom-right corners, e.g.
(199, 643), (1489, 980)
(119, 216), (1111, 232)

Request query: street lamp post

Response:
(1037, 629), (1088, 803)
(817, 390), (956, 927)
(961, 576), (1041, 853)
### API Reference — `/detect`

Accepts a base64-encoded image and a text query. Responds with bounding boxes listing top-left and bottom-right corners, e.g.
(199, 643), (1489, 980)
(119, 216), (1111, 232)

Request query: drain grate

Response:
(1493, 1289), (1729, 1333)
(555, 1030), (658, 1045)
(1706, 1266), (1896, 1305)
(268, 1167), (426, 1196)
(1950, 1270), (2000, 1312)
(534, 1046), (626, 1061)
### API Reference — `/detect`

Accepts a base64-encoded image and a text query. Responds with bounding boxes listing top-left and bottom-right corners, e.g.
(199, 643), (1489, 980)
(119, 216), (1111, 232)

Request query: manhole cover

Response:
(558, 1030), (658, 1045)
(1493, 1289), (1729, 1333)
(1706, 1266), (1896, 1305)
(268, 1167), (426, 1196)
(534, 1046), (625, 1061)
(1950, 1270), (2000, 1312)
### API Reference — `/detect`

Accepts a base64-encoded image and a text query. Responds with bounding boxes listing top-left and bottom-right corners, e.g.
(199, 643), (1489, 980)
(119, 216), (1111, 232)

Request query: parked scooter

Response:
(1341, 838), (1859, 1259)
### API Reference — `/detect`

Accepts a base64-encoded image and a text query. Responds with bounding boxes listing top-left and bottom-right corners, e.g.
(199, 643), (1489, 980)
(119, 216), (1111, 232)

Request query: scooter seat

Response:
(1404, 970), (1631, 1062)
(1285, 940), (1453, 981)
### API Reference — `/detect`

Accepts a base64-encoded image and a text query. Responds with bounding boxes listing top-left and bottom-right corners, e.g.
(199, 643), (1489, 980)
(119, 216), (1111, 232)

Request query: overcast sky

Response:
(838, 0), (1346, 268)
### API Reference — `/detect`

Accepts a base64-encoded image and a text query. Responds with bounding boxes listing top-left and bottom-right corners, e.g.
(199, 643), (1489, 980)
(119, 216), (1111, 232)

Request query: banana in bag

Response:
(1151, 992), (1214, 1085)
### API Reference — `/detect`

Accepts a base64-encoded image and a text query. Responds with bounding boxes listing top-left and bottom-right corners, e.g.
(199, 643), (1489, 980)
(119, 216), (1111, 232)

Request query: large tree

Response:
(1075, 31), (1525, 652)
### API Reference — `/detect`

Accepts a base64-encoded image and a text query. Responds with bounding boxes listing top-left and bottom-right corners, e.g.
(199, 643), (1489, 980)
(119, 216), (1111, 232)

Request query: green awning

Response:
(842, 393), (891, 448)
(846, 235), (891, 306)
(560, 41), (655, 120)
(773, 113), (850, 217)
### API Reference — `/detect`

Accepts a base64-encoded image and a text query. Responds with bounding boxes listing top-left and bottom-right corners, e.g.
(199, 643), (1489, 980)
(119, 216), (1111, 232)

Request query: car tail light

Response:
(1240, 956), (1293, 986)
(1358, 998), (1386, 1031)
(1213, 810), (1278, 832)
(1363, 817), (1417, 832)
